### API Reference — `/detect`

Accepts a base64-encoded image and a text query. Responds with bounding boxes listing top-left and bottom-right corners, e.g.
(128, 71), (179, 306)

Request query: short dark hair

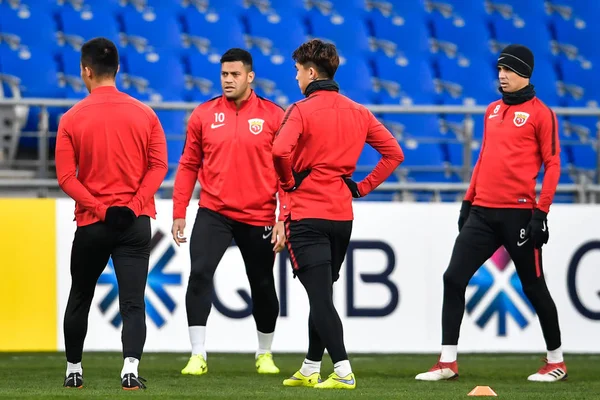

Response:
(80, 37), (119, 78)
(292, 39), (339, 79)
(220, 48), (253, 71)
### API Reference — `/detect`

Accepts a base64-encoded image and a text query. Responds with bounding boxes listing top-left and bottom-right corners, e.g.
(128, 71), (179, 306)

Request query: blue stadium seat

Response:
(258, 0), (309, 15)
(429, 10), (491, 62)
(382, 114), (445, 140)
(491, 15), (553, 61)
(551, 2), (600, 61)
(370, 10), (429, 57)
(0, 2), (58, 50)
(531, 60), (561, 106)
(559, 57), (599, 107)
(186, 52), (222, 98)
(0, 46), (63, 98)
(374, 53), (437, 104)
(446, 141), (483, 168)
(401, 141), (448, 182)
(123, 50), (187, 100)
(250, 51), (302, 105)
(182, 9), (246, 54)
(425, 0), (488, 23)
(58, 5), (121, 49)
(356, 141), (381, 168)
(569, 143), (597, 170)
(486, 0), (547, 22)
(308, 12), (371, 56)
(0, 45), (64, 143)
(563, 117), (599, 143)
(1, 0), (60, 14)
(437, 56), (498, 105)
(121, 6), (184, 52)
(245, 8), (307, 56)
(335, 56), (377, 104)
(156, 109), (188, 166)
(179, 0), (246, 17)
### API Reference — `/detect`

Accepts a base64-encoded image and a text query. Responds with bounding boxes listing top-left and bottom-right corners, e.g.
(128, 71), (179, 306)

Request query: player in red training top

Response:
(55, 38), (168, 390)
(416, 44), (567, 383)
(172, 48), (287, 376)
(273, 39), (404, 390)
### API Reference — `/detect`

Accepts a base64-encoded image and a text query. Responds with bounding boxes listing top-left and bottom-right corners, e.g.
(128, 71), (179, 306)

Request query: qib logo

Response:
(97, 230), (182, 328)
(466, 247), (535, 336)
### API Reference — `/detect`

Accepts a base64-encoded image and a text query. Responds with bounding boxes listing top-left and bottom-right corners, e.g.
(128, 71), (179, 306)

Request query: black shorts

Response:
(285, 218), (353, 281)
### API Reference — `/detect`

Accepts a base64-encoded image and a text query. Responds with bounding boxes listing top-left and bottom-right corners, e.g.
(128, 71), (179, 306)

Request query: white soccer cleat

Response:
(415, 360), (459, 381)
(527, 359), (567, 382)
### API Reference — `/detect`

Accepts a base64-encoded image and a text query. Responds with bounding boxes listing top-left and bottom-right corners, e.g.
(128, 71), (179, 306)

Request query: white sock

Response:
(440, 345), (457, 363)
(256, 331), (275, 358)
(121, 357), (139, 378)
(300, 358), (321, 376)
(189, 326), (207, 360)
(66, 362), (82, 377)
(333, 360), (352, 377)
(547, 346), (564, 363)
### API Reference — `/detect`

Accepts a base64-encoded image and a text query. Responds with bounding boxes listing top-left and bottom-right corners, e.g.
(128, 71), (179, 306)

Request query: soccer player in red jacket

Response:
(172, 48), (287, 376)
(416, 44), (567, 382)
(273, 39), (404, 390)
(55, 38), (168, 390)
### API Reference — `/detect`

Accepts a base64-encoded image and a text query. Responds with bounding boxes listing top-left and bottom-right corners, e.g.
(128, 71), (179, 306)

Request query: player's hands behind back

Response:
(105, 206), (136, 232)
(172, 218), (187, 246)
(272, 221), (286, 253)
(525, 208), (549, 248)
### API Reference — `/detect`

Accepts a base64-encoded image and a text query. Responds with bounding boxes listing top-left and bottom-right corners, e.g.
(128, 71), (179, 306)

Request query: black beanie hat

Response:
(497, 44), (534, 78)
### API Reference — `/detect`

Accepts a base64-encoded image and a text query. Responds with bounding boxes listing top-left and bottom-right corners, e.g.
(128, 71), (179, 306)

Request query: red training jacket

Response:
(55, 86), (168, 227)
(272, 85), (404, 221)
(173, 91), (288, 226)
(465, 97), (560, 213)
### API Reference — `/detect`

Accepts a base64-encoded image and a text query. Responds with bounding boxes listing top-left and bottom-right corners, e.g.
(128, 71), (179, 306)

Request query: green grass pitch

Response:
(0, 353), (598, 399)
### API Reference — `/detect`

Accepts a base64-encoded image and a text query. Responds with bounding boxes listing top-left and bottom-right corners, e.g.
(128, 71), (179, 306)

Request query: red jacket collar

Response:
(222, 89), (257, 111)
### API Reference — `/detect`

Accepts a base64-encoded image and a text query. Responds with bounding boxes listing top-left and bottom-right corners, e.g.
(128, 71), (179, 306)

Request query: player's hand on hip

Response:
(272, 221), (286, 253)
(525, 208), (549, 249)
(343, 177), (362, 198)
(172, 218), (187, 246)
(285, 169), (311, 192)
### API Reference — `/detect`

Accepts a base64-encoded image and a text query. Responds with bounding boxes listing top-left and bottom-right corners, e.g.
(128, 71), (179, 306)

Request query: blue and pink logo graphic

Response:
(467, 247), (535, 336)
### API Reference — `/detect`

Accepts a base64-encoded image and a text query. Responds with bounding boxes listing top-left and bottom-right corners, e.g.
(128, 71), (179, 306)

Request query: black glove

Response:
(525, 208), (549, 249)
(343, 177), (362, 198)
(105, 206), (136, 231)
(458, 200), (472, 232)
(284, 169), (311, 192)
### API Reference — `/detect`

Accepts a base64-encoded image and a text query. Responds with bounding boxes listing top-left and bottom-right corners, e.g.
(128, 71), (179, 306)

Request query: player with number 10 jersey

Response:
(172, 48), (287, 377)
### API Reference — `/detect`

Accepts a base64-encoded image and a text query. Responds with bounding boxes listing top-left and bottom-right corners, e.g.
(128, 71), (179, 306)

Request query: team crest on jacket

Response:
(248, 118), (265, 135)
(513, 111), (530, 127)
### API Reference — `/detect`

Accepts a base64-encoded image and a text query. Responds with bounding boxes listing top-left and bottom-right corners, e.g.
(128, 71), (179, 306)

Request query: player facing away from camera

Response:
(172, 48), (287, 376)
(415, 44), (567, 382)
(273, 39), (404, 390)
(55, 38), (168, 390)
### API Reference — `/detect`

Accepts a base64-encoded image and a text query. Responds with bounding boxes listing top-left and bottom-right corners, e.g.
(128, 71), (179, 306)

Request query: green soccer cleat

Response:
(283, 371), (321, 387)
(314, 372), (356, 390)
(256, 352), (280, 374)
(181, 354), (208, 376)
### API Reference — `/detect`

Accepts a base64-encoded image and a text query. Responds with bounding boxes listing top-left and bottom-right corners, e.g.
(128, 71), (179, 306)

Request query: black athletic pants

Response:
(64, 216), (151, 363)
(286, 218), (353, 364)
(442, 206), (562, 350)
(186, 208), (279, 333)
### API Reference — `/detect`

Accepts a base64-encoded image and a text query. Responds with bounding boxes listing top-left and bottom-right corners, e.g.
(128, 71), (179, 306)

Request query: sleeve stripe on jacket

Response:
(276, 104), (297, 137)
(544, 104), (557, 156)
